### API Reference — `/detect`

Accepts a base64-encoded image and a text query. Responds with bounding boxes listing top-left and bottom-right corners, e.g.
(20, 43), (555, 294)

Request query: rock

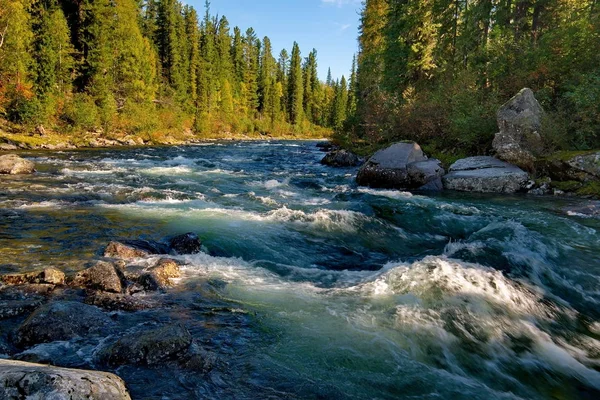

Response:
(406, 159), (445, 191)
(15, 301), (113, 347)
(72, 261), (124, 293)
(0, 299), (44, 320)
(443, 156), (530, 193)
(104, 241), (150, 259)
(137, 259), (181, 291)
(0, 359), (131, 399)
(85, 292), (157, 312)
(1, 268), (65, 286)
(320, 149), (361, 167)
(98, 324), (192, 366)
(356, 142), (444, 189)
(0, 143), (18, 151)
(492, 88), (544, 171)
(170, 233), (202, 255)
(563, 201), (600, 217)
(536, 151), (600, 183)
(0, 154), (35, 174)
(35, 125), (47, 136)
(316, 141), (338, 152)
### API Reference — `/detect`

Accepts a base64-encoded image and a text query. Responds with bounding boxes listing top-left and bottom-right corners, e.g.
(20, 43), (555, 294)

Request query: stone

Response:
(72, 261), (124, 293)
(1, 268), (65, 286)
(356, 142), (444, 189)
(15, 301), (113, 347)
(137, 259), (181, 291)
(406, 159), (445, 191)
(85, 292), (157, 312)
(0, 143), (18, 151)
(170, 233), (202, 255)
(316, 141), (338, 152)
(98, 324), (192, 366)
(104, 241), (151, 259)
(443, 156), (530, 193)
(320, 149), (361, 167)
(492, 88), (544, 171)
(563, 202), (600, 217)
(0, 299), (44, 320)
(0, 154), (35, 174)
(536, 151), (600, 183)
(0, 359), (131, 400)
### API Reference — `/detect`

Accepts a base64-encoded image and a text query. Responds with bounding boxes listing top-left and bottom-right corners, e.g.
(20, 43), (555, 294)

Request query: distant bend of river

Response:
(1, 141), (600, 399)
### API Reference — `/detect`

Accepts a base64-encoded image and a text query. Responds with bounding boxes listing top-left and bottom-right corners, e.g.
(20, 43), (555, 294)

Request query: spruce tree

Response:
(288, 42), (303, 125)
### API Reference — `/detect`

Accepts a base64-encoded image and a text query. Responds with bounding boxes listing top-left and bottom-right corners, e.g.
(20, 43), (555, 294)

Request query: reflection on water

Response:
(1, 141), (600, 399)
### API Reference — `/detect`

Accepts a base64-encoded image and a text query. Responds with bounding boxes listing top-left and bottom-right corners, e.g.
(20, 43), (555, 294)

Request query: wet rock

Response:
(104, 241), (151, 259)
(1, 284), (57, 296)
(137, 259), (181, 291)
(0, 299), (44, 320)
(492, 88), (544, 171)
(563, 201), (600, 217)
(356, 142), (444, 189)
(98, 324), (192, 366)
(15, 301), (113, 347)
(320, 149), (361, 167)
(316, 141), (338, 152)
(85, 292), (157, 312)
(0, 154), (35, 174)
(72, 261), (124, 293)
(443, 156), (529, 193)
(0, 359), (131, 399)
(170, 233), (202, 255)
(0, 143), (17, 151)
(180, 344), (219, 372)
(1, 268), (65, 286)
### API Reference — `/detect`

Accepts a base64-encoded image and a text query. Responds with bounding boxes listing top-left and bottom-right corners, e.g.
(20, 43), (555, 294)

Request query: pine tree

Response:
(243, 28), (259, 116)
(288, 41), (303, 125)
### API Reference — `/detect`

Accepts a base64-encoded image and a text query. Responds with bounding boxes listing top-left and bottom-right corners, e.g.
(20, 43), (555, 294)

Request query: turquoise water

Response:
(1, 141), (600, 399)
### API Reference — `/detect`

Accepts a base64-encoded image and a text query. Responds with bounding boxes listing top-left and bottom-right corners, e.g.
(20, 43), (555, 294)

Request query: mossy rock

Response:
(551, 180), (583, 192)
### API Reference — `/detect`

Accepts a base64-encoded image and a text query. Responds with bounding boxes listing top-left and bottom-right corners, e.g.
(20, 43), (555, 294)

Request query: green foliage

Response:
(61, 94), (99, 130)
(344, 0), (600, 156)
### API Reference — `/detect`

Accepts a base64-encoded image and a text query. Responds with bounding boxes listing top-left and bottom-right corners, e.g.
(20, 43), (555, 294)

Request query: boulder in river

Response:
(137, 258), (181, 291)
(104, 241), (154, 259)
(0, 154), (35, 174)
(536, 151), (600, 183)
(15, 301), (113, 347)
(170, 232), (202, 255)
(0, 299), (44, 320)
(356, 142), (444, 190)
(492, 88), (544, 171)
(320, 149), (361, 167)
(443, 156), (529, 193)
(0, 359), (131, 399)
(72, 261), (125, 293)
(1, 268), (65, 286)
(316, 141), (338, 152)
(98, 323), (192, 366)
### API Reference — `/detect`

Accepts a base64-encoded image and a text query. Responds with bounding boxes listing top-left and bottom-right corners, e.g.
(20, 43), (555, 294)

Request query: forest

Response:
(0, 0), (353, 140)
(341, 0), (600, 162)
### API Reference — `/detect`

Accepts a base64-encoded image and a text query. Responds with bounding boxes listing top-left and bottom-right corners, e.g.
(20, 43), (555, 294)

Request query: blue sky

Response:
(185, 0), (362, 82)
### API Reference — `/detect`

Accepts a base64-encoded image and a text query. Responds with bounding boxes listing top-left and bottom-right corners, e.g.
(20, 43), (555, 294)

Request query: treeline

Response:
(342, 0), (600, 157)
(0, 0), (349, 138)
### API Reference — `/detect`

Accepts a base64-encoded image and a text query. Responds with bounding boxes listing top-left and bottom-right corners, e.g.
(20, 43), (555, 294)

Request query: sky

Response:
(185, 0), (362, 82)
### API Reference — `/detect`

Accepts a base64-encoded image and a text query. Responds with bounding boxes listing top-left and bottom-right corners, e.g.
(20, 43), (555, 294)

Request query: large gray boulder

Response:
(321, 149), (361, 167)
(0, 359), (131, 399)
(443, 156), (529, 193)
(0, 154), (35, 174)
(15, 301), (113, 347)
(356, 142), (444, 190)
(492, 88), (544, 171)
(98, 324), (192, 366)
(536, 151), (600, 183)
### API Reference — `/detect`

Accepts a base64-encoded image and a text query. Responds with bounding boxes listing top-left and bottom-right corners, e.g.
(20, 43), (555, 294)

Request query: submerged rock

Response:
(492, 88), (544, 171)
(170, 232), (202, 255)
(1, 268), (65, 286)
(356, 142), (444, 190)
(443, 156), (529, 193)
(98, 324), (192, 366)
(85, 292), (157, 312)
(72, 261), (124, 293)
(321, 149), (361, 167)
(15, 301), (113, 347)
(0, 154), (35, 174)
(0, 359), (131, 399)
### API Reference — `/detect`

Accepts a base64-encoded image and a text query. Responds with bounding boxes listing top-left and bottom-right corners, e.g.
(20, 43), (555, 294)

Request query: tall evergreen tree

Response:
(287, 41), (303, 125)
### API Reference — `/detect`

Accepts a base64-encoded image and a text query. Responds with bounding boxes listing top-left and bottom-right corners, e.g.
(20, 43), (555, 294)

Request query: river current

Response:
(1, 141), (600, 399)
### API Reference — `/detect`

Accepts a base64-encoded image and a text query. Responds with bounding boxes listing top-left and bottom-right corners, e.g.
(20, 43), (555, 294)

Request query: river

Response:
(1, 141), (600, 399)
